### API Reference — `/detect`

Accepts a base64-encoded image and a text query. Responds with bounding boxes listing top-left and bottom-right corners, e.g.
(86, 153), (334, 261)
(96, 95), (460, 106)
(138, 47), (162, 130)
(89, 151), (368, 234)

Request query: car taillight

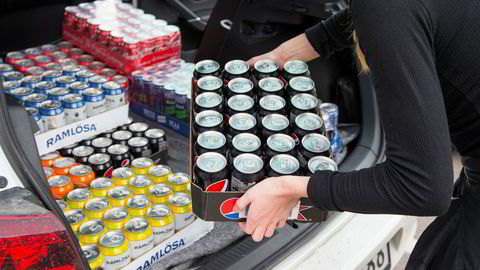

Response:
(0, 213), (85, 270)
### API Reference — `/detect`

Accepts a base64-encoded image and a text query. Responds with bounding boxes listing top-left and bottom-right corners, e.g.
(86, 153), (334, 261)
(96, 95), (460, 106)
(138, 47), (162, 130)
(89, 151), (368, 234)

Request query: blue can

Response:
(3, 71), (24, 81)
(88, 75), (108, 88)
(25, 93), (48, 108)
(47, 87), (70, 101)
(103, 81), (125, 110)
(68, 81), (90, 95)
(55, 75), (77, 88)
(42, 70), (63, 83)
(9, 87), (34, 105)
(83, 88), (106, 117)
(131, 70), (144, 92)
(34, 81), (56, 95)
(320, 103), (339, 140)
(21, 75), (43, 88)
(3, 81), (21, 94)
(0, 63), (14, 77)
(62, 64), (84, 76)
(75, 69), (96, 82)
(39, 100), (65, 131)
(62, 94), (87, 124)
(25, 107), (44, 133)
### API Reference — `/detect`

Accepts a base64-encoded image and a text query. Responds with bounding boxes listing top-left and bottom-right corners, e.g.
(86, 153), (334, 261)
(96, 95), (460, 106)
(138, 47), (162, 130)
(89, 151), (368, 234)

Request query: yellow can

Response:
(148, 165), (172, 184)
(128, 175), (152, 195)
(104, 207), (131, 232)
(131, 157), (154, 175)
(82, 245), (104, 270)
(78, 220), (107, 246)
(111, 167), (134, 187)
(99, 231), (131, 269)
(85, 197), (110, 221)
(67, 188), (92, 209)
(90, 177), (114, 197)
(56, 199), (71, 212)
(169, 192), (194, 231)
(124, 217), (154, 259)
(127, 195), (151, 217)
(65, 209), (87, 235)
(148, 184), (173, 205)
(147, 205), (175, 246)
(168, 173), (190, 193)
(107, 186), (132, 207)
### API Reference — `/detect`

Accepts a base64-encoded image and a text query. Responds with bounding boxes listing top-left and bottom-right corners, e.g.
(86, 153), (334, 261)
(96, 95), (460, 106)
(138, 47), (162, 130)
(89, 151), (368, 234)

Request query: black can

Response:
(266, 154), (300, 177)
(72, 145), (95, 164)
(298, 133), (332, 169)
(193, 110), (225, 139)
(257, 95), (287, 119)
(128, 122), (149, 137)
(196, 76), (224, 96)
(223, 60), (251, 81)
(194, 131), (228, 157)
(144, 128), (167, 154)
(283, 60), (310, 82)
(231, 153), (265, 191)
(81, 135), (97, 147)
(117, 117), (134, 131)
(293, 112), (326, 140)
(193, 59), (222, 80)
(265, 134), (297, 162)
(226, 77), (255, 98)
(227, 113), (257, 145)
(112, 130), (133, 145)
(257, 77), (285, 98)
(101, 127), (117, 139)
(305, 156), (338, 176)
(59, 142), (78, 157)
(194, 92), (224, 115)
(87, 153), (113, 177)
(91, 137), (113, 154)
(193, 152), (229, 191)
(260, 114), (290, 141)
(107, 144), (131, 168)
(127, 137), (152, 159)
(289, 94), (319, 123)
(229, 133), (263, 165)
(226, 95), (256, 117)
(253, 59), (279, 80)
(287, 76), (316, 97)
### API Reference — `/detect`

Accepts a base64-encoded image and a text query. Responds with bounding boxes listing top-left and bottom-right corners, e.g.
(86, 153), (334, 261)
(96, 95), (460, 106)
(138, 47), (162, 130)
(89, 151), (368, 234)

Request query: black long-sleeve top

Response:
(305, 0), (480, 216)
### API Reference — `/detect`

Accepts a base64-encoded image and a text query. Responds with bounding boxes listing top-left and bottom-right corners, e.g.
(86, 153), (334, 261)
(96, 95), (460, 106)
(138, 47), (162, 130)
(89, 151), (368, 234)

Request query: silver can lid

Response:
(168, 192), (192, 207)
(108, 187), (131, 199)
(225, 60), (249, 75)
(88, 153), (111, 165)
(48, 175), (71, 187)
(267, 134), (296, 153)
(145, 128), (165, 139)
(92, 137), (113, 148)
(302, 134), (331, 153)
(100, 231), (125, 247)
(196, 152), (227, 173)
(289, 76), (315, 92)
(82, 245), (101, 263)
(43, 70), (62, 77)
(168, 173), (190, 185)
(53, 157), (76, 168)
(104, 207), (129, 221)
(62, 142), (79, 149)
(308, 156), (338, 174)
(259, 95), (286, 111)
(149, 184), (172, 196)
(129, 122), (149, 132)
(195, 110), (223, 128)
(69, 165), (93, 176)
(79, 220), (105, 235)
(127, 195), (150, 208)
(254, 59), (278, 73)
(149, 165), (171, 177)
(65, 209), (85, 224)
(57, 76), (76, 84)
(234, 153), (263, 174)
(72, 146), (94, 157)
(83, 87), (103, 96)
(291, 94), (318, 110)
(148, 205), (171, 219)
(262, 114), (289, 131)
(62, 94), (83, 103)
(26, 93), (48, 102)
(229, 113), (256, 131)
(283, 60), (309, 75)
(197, 76), (223, 91)
(112, 130), (133, 141)
(195, 92), (223, 109)
(70, 81), (89, 90)
(258, 77), (284, 92)
(112, 167), (133, 179)
(39, 100), (62, 110)
(295, 113), (324, 131)
(86, 197), (109, 211)
(227, 78), (254, 94)
(227, 95), (254, 112)
(319, 102), (339, 114)
(197, 131), (226, 150)
(128, 137), (148, 147)
(195, 60), (220, 74)
(88, 76), (108, 84)
(107, 144), (130, 155)
(103, 81), (121, 90)
(125, 217), (150, 233)
(40, 151), (60, 160)
(90, 178), (113, 190)
(76, 69), (96, 78)
(129, 175), (152, 187)
(67, 188), (91, 201)
(269, 154), (300, 175)
(131, 157), (154, 168)
(232, 133), (261, 152)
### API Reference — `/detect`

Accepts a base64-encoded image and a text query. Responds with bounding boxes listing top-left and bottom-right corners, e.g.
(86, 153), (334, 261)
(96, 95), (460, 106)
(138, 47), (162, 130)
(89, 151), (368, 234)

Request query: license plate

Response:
(363, 242), (392, 270)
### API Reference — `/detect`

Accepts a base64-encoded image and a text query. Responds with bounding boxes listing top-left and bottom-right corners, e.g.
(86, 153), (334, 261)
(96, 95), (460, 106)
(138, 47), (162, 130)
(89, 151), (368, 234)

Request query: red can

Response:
(112, 75), (129, 90)
(64, 6), (81, 26)
(24, 48), (43, 60)
(15, 59), (35, 73)
(100, 68), (117, 80)
(109, 30), (125, 48)
(122, 37), (141, 56)
(26, 66), (46, 76)
(98, 24), (115, 44)
(89, 61), (106, 74)
(35, 55), (53, 67)
(123, 27), (140, 38)
(52, 51), (69, 62)
(87, 18), (103, 36)
(75, 12), (92, 32)
(57, 41), (73, 53)
(41, 44), (59, 56)
(78, 54), (95, 67)
(6, 51), (25, 65)
(57, 58), (78, 67)
(45, 62), (63, 71)
(68, 48), (84, 60)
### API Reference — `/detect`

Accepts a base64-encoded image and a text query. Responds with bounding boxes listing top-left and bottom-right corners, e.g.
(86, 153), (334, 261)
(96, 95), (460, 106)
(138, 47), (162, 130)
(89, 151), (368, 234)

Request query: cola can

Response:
(6, 51), (25, 65)
(193, 59), (221, 80)
(298, 133), (332, 169)
(231, 153), (265, 191)
(89, 61), (106, 74)
(194, 92), (224, 115)
(257, 77), (285, 98)
(258, 95), (287, 119)
(194, 131), (227, 157)
(52, 51), (69, 63)
(112, 130), (133, 145)
(227, 113), (257, 144)
(92, 137), (113, 154)
(226, 94), (256, 117)
(72, 145), (95, 163)
(108, 144), (132, 168)
(223, 60), (250, 81)
(229, 133), (262, 165)
(58, 58), (79, 67)
(78, 54), (95, 67)
(35, 55), (53, 68)
(41, 44), (58, 56)
(289, 93), (319, 123)
(265, 134), (296, 161)
(128, 122), (149, 137)
(287, 76), (316, 97)
(144, 128), (167, 154)
(57, 41), (73, 53)
(88, 153), (113, 177)
(266, 154), (300, 177)
(195, 75), (223, 96)
(101, 127), (118, 139)
(24, 48), (43, 60)
(59, 142), (79, 158)
(254, 59), (279, 80)
(193, 110), (224, 139)
(193, 152), (229, 191)
(15, 59), (35, 73)
(293, 112), (326, 140)
(306, 156), (338, 176)
(127, 137), (152, 159)
(260, 114), (290, 140)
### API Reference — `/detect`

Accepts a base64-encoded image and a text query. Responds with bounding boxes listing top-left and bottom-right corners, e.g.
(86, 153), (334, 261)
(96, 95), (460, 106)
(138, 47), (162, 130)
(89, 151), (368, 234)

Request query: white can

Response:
(124, 217), (154, 259)
(62, 94), (87, 124)
(103, 81), (125, 110)
(83, 88), (107, 117)
(39, 100), (66, 131)
(99, 231), (131, 270)
(147, 205), (175, 245)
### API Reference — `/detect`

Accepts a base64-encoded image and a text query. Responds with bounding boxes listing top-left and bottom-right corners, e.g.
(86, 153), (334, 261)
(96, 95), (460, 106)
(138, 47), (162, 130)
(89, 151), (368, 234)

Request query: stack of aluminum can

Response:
(63, 1), (181, 64)
(131, 60), (194, 122)
(0, 43), (129, 134)
(191, 59), (341, 192)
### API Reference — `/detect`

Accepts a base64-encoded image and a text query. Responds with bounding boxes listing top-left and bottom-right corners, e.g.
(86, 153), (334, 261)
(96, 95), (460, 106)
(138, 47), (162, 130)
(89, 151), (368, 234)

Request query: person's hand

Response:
(234, 176), (309, 242)
(247, 49), (286, 69)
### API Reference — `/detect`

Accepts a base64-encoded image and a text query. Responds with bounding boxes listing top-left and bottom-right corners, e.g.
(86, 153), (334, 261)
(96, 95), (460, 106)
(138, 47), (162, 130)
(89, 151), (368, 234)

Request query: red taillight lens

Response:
(0, 214), (84, 270)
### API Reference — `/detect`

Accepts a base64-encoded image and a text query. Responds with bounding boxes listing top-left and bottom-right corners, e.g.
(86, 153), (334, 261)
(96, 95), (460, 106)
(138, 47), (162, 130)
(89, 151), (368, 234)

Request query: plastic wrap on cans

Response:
(168, 192), (194, 231)
(131, 157), (154, 175)
(82, 245), (105, 270)
(148, 184), (173, 205)
(65, 209), (88, 235)
(99, 231), (131, 270)
(168, 173), (190, 193)
(85, 197), (110, 221)
(83, 87), (106, 117)
(67, 188), (92, 209)
(78, 220), (107, 245)
(108, 187), (132, 207)
(103, 81), (125, 110)
(147, 205), (175, 245)
(111, 167), (134, 187)
(127, 195), (151, 217)
(90, 178), (114, 197)
(104, 207), (131, 232)
(39, 100), (66, 131)
(129, 175), (153, 195)
(149, 165), (172, 184)
(124, 217), (154, 259)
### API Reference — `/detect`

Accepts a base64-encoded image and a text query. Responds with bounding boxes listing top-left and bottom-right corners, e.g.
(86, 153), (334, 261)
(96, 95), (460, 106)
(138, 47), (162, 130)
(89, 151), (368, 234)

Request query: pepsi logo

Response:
(206, 179), (229, 192)
(220, 198), (244, 220)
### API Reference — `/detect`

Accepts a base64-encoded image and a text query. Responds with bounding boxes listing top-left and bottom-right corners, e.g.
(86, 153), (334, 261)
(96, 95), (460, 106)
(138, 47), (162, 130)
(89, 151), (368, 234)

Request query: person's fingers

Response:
(276, 220), (286, 228)
(233, 192), (251, 212)
(252, 225), (267, 242)
(244, 213), (257, 235)
(264, 223), (276, 238)
(238, 222), (246, 231)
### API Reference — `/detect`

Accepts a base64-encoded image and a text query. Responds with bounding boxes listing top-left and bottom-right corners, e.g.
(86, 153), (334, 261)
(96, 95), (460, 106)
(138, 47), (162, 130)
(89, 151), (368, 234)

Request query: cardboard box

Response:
(35, 103), (129, 156)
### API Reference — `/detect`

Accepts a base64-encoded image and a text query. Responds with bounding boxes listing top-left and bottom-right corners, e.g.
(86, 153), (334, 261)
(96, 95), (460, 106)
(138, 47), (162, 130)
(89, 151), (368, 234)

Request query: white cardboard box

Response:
(123, 219), (214, 270)
(35, 104), (129, 155)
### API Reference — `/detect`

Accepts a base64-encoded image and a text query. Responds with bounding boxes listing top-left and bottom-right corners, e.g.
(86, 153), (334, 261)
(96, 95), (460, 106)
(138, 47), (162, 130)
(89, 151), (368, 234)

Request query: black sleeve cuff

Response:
(307, 170), (341, 211)
(305, 22), (332, 58)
